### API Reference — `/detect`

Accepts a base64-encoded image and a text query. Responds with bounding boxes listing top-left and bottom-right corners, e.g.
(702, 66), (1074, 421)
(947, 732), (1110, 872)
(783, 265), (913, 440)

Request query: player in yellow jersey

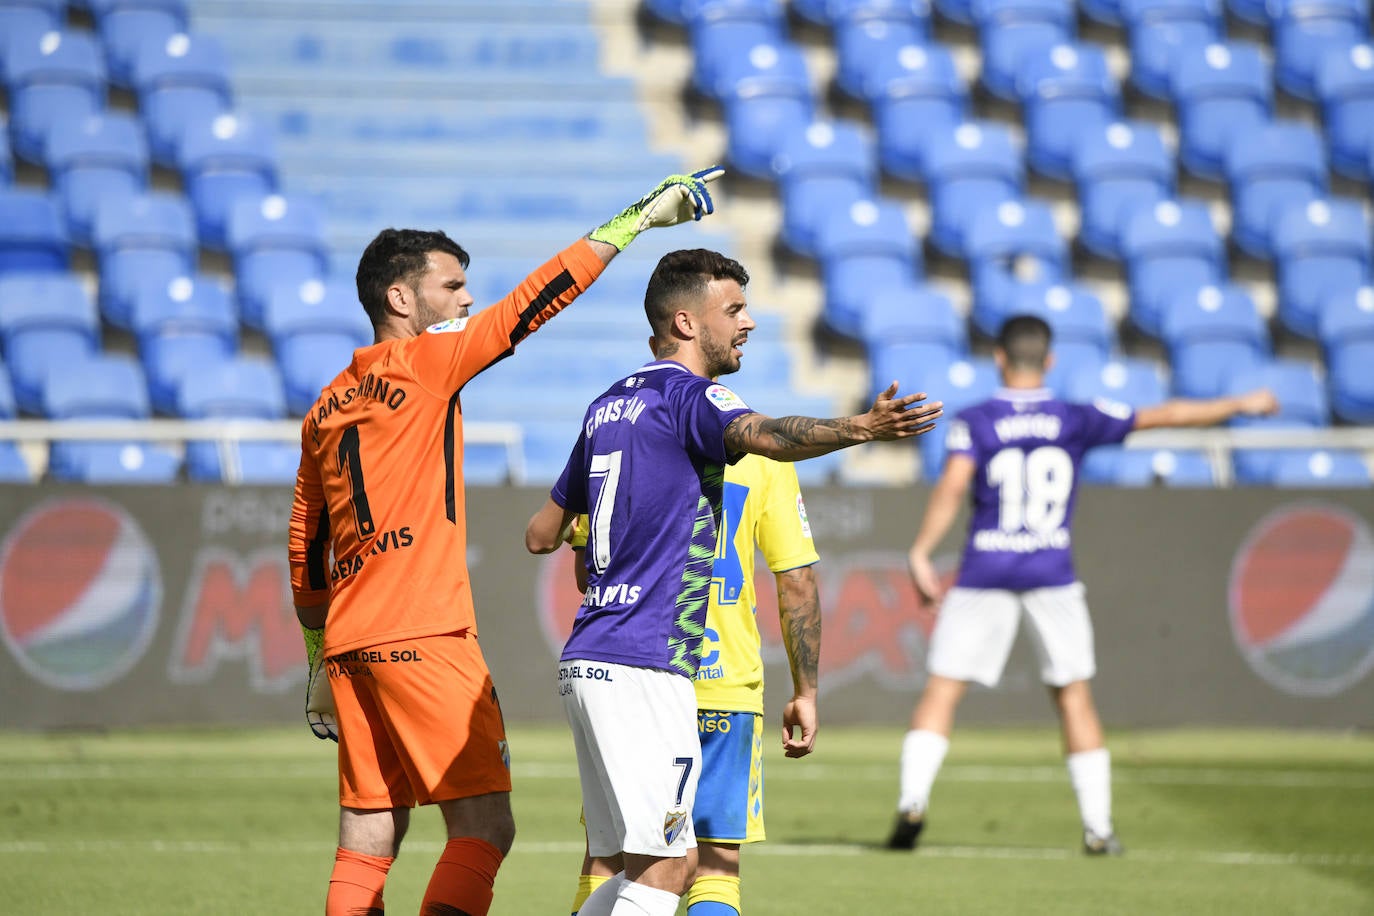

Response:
(565, 355), (823, 916)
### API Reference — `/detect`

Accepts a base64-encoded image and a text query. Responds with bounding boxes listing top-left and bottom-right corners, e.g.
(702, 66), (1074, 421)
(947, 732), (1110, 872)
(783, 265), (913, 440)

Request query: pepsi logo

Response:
(1228, 504), (1374, 697)
(0, 499), (162, 691)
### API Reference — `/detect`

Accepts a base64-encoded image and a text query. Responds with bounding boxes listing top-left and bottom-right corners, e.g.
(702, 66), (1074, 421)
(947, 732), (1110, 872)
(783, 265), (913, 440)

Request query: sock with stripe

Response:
(326, 847), (393, 916)
(571, 873), (612, 915)
(419, 837), (503, 916)
(686, 874), (741, 915)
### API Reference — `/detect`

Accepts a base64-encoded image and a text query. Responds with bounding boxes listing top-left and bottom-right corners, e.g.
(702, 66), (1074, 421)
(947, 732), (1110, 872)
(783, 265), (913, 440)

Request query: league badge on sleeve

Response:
(705, 384), (749, 412)
(664, 808), (689, 845)
(426, 317), (469, 334)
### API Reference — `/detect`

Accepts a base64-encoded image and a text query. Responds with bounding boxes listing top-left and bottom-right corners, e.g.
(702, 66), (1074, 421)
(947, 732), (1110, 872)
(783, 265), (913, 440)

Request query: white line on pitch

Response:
(2, 761), (1370, 789)
(1, 838), (1370, 868)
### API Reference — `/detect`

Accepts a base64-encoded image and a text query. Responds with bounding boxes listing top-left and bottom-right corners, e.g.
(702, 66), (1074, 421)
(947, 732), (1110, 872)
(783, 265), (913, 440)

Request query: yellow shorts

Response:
(329, 631), (511, 808)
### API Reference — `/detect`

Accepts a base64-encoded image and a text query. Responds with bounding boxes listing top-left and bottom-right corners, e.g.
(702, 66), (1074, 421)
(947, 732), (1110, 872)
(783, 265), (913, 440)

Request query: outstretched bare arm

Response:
(724, 383), (944, 460)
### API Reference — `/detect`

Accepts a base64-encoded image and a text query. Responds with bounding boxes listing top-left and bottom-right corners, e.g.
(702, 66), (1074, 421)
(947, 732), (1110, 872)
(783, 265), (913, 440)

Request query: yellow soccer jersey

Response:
(695, 453), (819, 714)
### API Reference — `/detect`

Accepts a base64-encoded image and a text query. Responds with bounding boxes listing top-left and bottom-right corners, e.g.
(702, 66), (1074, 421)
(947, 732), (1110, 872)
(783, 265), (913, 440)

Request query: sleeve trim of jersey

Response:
(444, 390), (460, 523)
(768, 553), (820, 574)
(509, 269), (576, 350)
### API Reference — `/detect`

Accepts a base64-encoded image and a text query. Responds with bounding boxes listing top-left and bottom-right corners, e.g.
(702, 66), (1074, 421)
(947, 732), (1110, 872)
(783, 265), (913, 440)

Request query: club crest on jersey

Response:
(426, 317), (469, 334)
(664, 808), (689, 845)
(705, 384), (748, 412)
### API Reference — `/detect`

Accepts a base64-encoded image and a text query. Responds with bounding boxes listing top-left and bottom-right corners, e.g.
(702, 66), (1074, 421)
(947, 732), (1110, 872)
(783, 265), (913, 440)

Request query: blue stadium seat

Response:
(1226, 0), (1269, 25)
(1267, 450), (1371, 487)
(644, 0), (692, 24)
(3, 28), (106, 164)
(98, 6), (184, 88)
(0, 128), (11, 187)
(1083, 0), (1124, 24)
(130, 273), (238, 414)
(773, 120), (877, 257)
(972, 0), (1076, 102)
(935, 0), (977, 24)
(1272, 0), (1368, 101)
(1227, 360), (1329, 483)
(226, 193), (330, 329)
(1122, 0), (1223, 100)
(925, 121), (1024, 258)
(860, 283), (968, 399)
(0, 7), (59, 73)
(1066, 356), (1168, 406)
(914, 356), (1000, 476)
(0, 362), (30, 481)
(1072, 121), (1174, 260)
(1171, 42), (1272, 179)
(965, 198), (1068, 320)
(178, 355), (295, 484)
(1270, 197), (1371, 339)
(834, 17), (927, 101)
(1005, 281), (1115, 392)
(84, 0), (189, 17)
(716, 42), (815, 179)
(1224, 121), (1327, 259)
(264, 278), (373, 416)
(0, 188), (69, 274)
(42, 352), (182, 483)
(1160, 283), (1270, 398)
(1316, 43), (1374, 180)
(690, 20), (782, 99)
(1120, 199), (1224, 338)
(814, 198), (920, 339)
(867, 42), (968, 182)
(91, 190), (196, 329)
(1318, 285), (1374, 422)
(0, 272), (100, 414)
(1017, 42), (1120, 181)
(131, 31), (234, 165)
(45, 112), (150, 246)
(175, 111), (279, 249)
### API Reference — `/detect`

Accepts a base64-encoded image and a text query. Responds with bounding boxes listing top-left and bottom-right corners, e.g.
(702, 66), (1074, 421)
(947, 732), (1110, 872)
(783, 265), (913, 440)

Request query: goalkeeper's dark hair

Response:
(356, 228), (470, 327)
(997, 314), (1053, 372)
(644, 249), (750, 340)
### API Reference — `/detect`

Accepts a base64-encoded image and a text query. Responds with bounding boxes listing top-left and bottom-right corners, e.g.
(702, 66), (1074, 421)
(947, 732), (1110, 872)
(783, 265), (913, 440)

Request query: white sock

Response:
(611, 880), (681, 916)
(898, 729), (949, 813)
(577, 872), (626, 916)
(1066, 748), (1113, 837)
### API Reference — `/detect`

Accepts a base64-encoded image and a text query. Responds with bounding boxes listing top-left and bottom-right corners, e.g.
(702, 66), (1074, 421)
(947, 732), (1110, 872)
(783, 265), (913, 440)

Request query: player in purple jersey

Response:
(886, 315), (1277, 856)
(526, 249), (943, 916)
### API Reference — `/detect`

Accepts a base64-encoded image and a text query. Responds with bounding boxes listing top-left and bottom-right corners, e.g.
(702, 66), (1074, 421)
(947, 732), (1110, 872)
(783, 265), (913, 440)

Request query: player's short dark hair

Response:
(997, 314), (1053, 371)
(643, 248), (750, 340)
(355, 229), (471, 326)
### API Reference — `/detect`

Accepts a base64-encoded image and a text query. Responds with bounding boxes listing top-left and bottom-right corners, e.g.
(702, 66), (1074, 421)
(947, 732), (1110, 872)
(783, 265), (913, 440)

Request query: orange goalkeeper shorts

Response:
(328, 631), (512, 809)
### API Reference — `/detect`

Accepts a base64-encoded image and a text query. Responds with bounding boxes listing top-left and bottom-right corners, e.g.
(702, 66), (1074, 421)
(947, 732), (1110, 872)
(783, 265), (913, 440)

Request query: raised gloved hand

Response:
(589, 167), (725, 251)
(301, 624), (337, 742)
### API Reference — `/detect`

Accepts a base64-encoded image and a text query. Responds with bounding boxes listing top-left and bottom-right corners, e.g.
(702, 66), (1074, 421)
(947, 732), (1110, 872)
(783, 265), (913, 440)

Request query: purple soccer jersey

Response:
(552, 361), (754, 677)
(947, 387), (1136, 590)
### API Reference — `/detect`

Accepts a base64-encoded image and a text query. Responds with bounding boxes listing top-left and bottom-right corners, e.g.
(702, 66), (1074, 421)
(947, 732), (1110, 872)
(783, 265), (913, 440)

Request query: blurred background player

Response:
(287, 169), (723, 916)
(887, 314), (1278, 856)
(565, 355), (824, 916)
(526, 248), (942, 916)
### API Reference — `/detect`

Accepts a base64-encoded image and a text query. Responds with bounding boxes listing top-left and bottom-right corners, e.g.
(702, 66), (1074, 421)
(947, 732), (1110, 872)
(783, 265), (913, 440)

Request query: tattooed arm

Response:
(724, 382), (944, 460)
(777, 564), (821, 758)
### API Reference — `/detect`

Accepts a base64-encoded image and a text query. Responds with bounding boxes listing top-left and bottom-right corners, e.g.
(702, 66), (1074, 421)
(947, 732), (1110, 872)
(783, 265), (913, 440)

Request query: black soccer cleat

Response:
(1082, 829), (1125, 856)
(886, 808), (926, 850)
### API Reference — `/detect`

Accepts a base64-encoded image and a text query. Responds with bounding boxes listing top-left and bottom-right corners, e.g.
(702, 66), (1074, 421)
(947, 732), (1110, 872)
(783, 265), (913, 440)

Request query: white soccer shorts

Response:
(926, 583), (1096, 688)
(559, 660), (699, 858)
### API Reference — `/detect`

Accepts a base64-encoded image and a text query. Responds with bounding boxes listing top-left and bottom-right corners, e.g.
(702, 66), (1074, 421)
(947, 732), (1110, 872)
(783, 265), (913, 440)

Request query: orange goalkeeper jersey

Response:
(288, 240), (605, 656)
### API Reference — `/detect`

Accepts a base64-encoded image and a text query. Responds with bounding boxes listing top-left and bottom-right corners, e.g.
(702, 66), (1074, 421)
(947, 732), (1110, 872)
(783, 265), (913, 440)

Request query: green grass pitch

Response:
(2, 725), (1371, 914)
